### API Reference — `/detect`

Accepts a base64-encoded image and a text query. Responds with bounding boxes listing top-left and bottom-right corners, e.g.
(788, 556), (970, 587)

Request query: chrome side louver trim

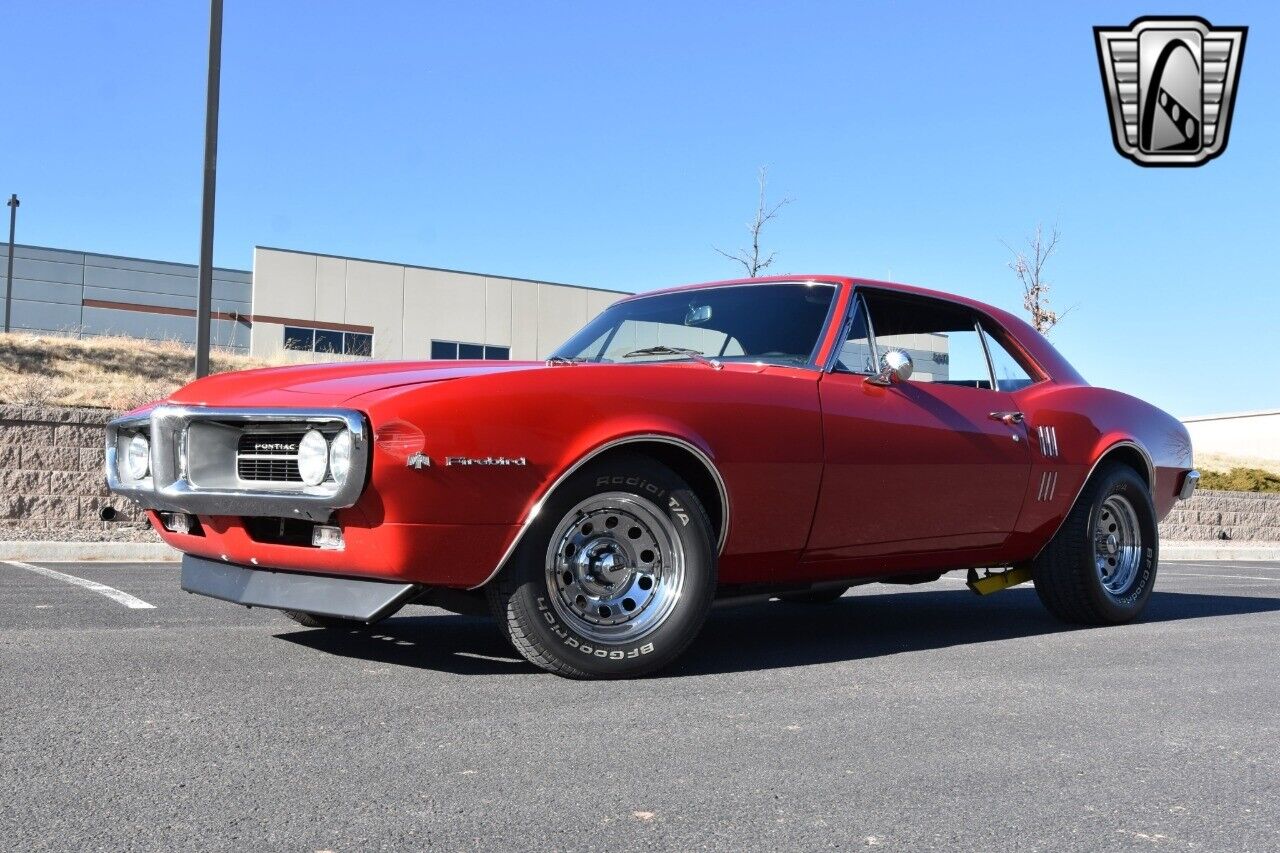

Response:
(1037, 470), (1059, 502)
(1037, 425), (1059, 457)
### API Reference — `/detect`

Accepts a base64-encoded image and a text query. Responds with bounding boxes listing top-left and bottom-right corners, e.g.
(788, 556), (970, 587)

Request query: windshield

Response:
(551, 283), (838, 367)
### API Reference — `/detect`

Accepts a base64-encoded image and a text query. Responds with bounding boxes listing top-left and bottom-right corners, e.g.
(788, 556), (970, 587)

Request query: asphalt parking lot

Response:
(1, 560), (1276, 852)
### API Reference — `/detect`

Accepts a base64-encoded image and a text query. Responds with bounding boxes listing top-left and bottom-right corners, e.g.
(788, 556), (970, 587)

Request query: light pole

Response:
(4, 194), (18, 334)
(194, 0), (223, 378)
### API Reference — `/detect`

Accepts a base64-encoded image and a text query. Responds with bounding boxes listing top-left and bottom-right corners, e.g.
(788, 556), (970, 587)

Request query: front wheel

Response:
(1032, 462), (1159, 625)
(487, 454), (717, 678)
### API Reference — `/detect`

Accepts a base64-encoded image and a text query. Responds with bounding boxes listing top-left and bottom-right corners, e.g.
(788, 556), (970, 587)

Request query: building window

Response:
(430, 340), (511, 361)
(344, 332), (373, 357)
(314, 329), (343, 354)
(284, 326), (374, 358)
(283, 327), (314, 351)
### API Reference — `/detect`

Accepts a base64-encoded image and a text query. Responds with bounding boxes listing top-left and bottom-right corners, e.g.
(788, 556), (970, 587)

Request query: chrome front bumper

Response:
(106, 405), (370, 521)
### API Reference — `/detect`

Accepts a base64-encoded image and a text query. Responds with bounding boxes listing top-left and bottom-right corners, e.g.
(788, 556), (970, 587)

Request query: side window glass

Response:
(834, 300), (876, 374)
(863, 294), (995, 389)
(982, 328), (1035, 391)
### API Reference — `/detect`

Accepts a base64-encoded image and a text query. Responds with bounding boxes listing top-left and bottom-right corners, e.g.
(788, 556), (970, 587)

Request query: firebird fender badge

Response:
(406, 453), (528, 469)
(445, 456), (528, 467)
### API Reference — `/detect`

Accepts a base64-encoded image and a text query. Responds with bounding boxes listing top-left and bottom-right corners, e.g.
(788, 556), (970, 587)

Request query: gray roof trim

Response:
(1181, 409), (1280, 423)
(1, 243), (251, 277)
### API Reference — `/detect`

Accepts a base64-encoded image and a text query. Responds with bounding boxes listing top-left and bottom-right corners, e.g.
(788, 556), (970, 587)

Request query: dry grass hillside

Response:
(0, 332), (293, 411)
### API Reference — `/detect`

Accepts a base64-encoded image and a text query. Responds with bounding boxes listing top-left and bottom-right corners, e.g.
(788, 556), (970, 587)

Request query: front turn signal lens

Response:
(297, 429), (329, 486)
(373, 419), (425, 461)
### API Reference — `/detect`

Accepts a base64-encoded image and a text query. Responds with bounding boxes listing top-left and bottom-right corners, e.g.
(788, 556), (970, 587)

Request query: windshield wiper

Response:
(621, 346), (722, 370)
(545, 355), (588, 366)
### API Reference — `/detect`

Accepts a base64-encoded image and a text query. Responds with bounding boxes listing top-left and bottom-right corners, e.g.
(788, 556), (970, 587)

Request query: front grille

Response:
(237, 458), (303, 482)
(236, 432), (305, 483)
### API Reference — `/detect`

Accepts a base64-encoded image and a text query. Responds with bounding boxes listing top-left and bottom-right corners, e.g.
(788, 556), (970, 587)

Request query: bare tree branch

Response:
(713, 166), (794, 277)
(1003, 223), (1066, 333)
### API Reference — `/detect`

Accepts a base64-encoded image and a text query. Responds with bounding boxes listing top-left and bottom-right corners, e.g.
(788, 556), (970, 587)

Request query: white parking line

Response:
(1162, 572), (1279, 582)
(1171, 562), (1280, 572)
(4, 561), (156, 609)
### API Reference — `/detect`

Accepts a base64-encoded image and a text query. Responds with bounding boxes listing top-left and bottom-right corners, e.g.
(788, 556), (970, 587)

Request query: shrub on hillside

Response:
(1199, 467), (1280, 493)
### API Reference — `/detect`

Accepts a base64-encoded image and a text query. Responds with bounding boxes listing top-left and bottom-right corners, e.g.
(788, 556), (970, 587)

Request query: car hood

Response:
(167, 359), (546, 407)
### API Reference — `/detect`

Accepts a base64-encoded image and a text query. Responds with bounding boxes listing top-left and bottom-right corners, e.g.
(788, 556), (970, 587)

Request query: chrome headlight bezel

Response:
(104, 406), (371, 522)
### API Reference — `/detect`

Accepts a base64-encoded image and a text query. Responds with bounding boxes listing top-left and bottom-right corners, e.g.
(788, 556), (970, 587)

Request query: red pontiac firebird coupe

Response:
(107, 276), (1199, 678)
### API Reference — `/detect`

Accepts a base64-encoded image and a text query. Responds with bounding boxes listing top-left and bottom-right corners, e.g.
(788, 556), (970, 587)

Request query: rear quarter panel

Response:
(1007, 381), (1193, 560)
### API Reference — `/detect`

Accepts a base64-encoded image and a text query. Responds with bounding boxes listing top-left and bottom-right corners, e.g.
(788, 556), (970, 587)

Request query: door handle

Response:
(989, 411), (1025, 425)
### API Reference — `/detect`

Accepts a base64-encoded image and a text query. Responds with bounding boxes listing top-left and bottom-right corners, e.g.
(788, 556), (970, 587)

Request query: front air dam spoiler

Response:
(181, 555), (420, 623)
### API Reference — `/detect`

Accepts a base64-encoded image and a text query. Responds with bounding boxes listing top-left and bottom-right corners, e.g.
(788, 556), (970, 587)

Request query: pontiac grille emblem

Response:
(1094, 17), (1247, 167)
(251, 442), (297, 453)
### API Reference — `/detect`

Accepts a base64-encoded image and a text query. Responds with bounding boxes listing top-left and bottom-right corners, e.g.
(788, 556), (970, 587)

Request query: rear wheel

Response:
(1032, 462), (1158, 625)
(281, 610), (361, 629)
(487, 454), (716, 679)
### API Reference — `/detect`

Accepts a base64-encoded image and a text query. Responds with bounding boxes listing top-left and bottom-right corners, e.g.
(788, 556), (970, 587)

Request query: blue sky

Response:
(2, 1), (1276, 417)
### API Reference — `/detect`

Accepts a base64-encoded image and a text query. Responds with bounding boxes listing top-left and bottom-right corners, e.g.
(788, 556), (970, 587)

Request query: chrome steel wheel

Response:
(1094, 494), (1143, 595)
(545, 492), (686, 644)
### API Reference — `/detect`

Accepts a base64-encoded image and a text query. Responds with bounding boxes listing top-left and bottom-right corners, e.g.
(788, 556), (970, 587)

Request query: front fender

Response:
(345, 362), (825, 585)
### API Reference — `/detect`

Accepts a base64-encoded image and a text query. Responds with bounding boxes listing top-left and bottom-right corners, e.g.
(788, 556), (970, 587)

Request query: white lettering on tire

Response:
(535, 594), (657, 657)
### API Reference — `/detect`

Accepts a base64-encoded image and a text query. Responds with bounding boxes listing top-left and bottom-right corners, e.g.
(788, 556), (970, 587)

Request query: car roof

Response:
(619, 275), (1085, 386)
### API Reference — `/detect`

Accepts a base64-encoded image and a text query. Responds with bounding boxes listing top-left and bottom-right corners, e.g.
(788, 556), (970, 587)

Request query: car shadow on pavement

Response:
(670, 587), (1280, 677)
(274, 587), (1278, 678)
(275, 613), (533, 676)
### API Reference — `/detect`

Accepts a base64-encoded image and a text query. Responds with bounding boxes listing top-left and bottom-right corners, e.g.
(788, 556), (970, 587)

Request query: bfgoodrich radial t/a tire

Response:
(487, 454), (717, 679)
(1032, 462), (1159, 625)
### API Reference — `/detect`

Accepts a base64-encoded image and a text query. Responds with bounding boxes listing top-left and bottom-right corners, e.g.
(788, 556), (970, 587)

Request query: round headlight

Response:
(124, 434), (150, 480)
(329, 430), (353, 485)
(297, 429), (329, 486)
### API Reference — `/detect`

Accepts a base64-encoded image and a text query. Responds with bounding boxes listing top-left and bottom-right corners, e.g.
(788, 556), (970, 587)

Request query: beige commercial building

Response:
(1182, 409), (1280, 465)
(249, 247), (626, 362)
(3, 243), (627, 361)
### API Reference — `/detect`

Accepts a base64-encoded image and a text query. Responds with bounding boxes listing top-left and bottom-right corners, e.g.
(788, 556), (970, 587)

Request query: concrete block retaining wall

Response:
(1159, 489), (1280, 542)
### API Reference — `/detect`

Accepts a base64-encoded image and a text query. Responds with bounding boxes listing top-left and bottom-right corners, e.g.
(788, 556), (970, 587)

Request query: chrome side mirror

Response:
(867, 348), (913, 386)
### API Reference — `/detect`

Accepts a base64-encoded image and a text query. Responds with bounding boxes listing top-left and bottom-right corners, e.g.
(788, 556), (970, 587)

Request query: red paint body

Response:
(149, 276), (1194, 590)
